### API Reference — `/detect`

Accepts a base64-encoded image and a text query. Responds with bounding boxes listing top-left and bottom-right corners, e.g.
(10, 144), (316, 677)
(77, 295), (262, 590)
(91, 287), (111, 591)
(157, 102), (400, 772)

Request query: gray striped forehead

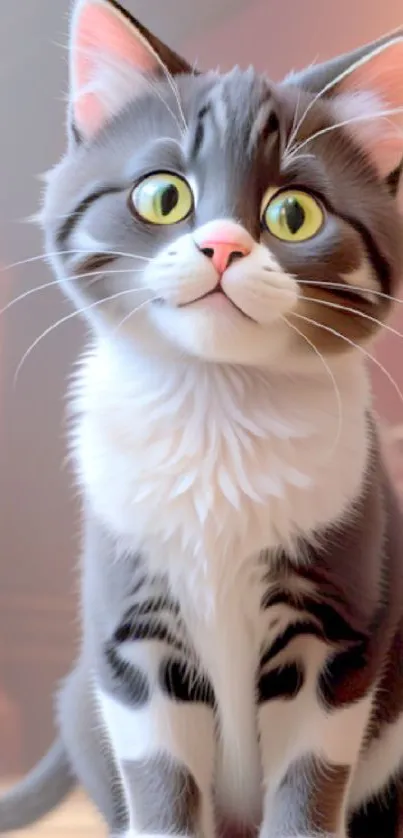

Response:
(181, 68), (283, 229)
(92, 67), (280, 159)
(55, 67), (285, 238)
(189, 67), (277, 149)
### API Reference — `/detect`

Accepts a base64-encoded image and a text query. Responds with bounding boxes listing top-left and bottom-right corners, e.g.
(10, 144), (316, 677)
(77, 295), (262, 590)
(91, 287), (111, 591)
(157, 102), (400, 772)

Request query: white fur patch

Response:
(98, 689), (215, 781)
(73, 342), (370, 588)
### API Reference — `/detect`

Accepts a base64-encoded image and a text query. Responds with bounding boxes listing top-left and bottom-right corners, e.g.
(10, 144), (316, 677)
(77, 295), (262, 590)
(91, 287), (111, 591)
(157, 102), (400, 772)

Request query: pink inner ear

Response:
(73, 2), (158, 136)
(338, 40), (403, 177)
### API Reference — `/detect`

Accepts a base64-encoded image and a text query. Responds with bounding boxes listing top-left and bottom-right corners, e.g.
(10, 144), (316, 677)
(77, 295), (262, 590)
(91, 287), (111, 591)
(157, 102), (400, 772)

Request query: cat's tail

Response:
(0, 737), (76, 832)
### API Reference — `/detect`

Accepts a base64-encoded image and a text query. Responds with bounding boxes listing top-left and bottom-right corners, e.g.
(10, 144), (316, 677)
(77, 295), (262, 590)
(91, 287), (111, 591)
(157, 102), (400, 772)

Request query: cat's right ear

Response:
(68, 0), (192, 144)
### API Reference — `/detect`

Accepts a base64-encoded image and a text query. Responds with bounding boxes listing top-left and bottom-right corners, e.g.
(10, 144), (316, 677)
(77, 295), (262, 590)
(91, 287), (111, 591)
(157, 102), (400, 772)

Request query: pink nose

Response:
(195, 221), (252, 275)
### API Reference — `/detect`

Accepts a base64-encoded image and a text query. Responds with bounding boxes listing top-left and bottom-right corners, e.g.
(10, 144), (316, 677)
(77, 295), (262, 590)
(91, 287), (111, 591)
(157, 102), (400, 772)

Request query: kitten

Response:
(2, 1), (403, 837)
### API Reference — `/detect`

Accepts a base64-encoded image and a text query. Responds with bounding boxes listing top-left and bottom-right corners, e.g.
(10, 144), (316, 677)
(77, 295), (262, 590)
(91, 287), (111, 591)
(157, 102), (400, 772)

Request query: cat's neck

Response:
(74, 337), (372, 573)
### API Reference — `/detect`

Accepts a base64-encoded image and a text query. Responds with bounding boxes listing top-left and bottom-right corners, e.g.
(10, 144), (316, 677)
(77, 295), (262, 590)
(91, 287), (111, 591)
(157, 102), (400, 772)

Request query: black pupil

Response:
(284, 198), (305, 234)
(160, 184), (179, 216)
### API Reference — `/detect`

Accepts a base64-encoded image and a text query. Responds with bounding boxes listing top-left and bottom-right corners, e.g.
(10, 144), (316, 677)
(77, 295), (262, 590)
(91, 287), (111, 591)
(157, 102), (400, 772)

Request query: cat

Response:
(2, 1), (403, 836)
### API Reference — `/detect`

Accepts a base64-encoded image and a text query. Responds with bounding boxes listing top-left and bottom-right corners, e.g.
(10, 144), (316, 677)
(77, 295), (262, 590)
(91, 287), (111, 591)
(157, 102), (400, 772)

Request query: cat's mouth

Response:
(176, 287), (256, 322)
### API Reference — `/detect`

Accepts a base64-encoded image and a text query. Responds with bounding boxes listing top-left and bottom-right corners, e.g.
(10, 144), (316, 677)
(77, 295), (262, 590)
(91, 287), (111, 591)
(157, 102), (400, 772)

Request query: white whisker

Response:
(1, 249), (151, 273)
(291, 310), (403, 411)
(285, 43), (403, 153)
(287, 105), (403, 161)
(282, 314), (343, 459)
(297, 279), (403, 305)
(112, 295), (160, 335)
(13, 287), (150, 387)
(288, 88), (302, 152)
(136, 72), (185, 136)
(300, 294), (403, 341)
(0, 267), (146, 318)
(152, 59), (188, 135)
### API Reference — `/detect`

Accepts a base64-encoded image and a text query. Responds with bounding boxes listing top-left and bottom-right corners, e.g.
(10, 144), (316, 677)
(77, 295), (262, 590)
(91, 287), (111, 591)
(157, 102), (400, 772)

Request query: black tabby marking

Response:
(159, 657), (215, 707)
(114, 597), (184, 652)
(130, 573), (148, 597)
(302, 598), (366, 645)
(190, 105), (210, 159)
(262, 109), (280, 142)
(115, 619), (181, 646)
(336, 211), (392, 292)
(262, 587), (366, 645)
(261, 588), (292, 610)
(257, 662), (304, 704)
(119, 596), (180, 620)
(56, 184), (124, 247)
(74, 252), (118, 275)
(104, 643), (150, 706)
(261, 620), (324, 667)
(318, 641), (369, 708)
(386, 158), (403, 197)
(349, 773), (402, 838)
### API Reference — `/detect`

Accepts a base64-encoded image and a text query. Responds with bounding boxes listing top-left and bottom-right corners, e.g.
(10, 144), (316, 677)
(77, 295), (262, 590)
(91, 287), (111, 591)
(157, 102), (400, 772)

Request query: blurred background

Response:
(1, 0), (403, 783)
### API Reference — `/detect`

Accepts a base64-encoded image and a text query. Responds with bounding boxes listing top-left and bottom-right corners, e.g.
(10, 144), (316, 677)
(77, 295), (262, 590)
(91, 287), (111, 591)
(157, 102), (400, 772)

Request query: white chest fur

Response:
(73, 339), (369, 583)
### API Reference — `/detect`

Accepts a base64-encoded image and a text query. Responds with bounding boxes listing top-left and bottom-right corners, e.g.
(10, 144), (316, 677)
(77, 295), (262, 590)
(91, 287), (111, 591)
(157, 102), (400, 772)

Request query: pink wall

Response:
(186, 0), (402, 76)
(187, 0), (403, 485)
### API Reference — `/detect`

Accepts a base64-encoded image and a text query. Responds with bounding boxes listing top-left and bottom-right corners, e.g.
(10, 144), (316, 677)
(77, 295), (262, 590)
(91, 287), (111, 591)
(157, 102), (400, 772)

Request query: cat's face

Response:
(43, 0), (403, 368)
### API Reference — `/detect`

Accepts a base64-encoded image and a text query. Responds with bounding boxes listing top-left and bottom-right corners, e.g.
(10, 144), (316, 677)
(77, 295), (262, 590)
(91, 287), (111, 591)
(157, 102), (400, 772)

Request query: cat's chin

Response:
(149, 298), (292, 366)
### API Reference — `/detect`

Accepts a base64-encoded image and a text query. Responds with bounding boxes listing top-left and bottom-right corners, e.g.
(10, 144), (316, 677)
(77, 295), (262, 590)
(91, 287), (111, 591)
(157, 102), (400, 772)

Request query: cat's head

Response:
(43, 0), (403, 368)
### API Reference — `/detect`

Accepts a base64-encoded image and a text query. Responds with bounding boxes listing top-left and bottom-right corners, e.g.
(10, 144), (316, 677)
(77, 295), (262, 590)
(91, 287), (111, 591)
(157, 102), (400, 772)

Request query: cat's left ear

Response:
(285, 31), (403, 181)
(69, 0), (192, 144)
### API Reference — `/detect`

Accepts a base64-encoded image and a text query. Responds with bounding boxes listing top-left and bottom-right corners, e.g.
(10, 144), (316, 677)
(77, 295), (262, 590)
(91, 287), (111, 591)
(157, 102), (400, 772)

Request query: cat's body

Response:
(73, 348), (403, 835)
(2, 1), (403, 836)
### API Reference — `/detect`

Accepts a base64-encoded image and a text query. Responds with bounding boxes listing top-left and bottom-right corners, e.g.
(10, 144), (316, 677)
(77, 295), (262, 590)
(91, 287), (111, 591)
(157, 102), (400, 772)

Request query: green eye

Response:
(130, 172), (193, 225)
(261, 188), (324, 242)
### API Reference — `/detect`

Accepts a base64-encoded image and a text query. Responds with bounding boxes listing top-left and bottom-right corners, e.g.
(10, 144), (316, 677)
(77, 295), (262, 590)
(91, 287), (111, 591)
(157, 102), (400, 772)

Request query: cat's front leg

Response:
(257, 638), (374, 838)
(95, 606), (216, 838)
(260, 753), (353, 838)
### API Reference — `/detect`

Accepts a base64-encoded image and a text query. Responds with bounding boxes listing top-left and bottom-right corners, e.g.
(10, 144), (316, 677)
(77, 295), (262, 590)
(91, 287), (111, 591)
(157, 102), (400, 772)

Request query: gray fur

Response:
(123, 755), (201, 835)
(0, 738), (74, 832)
(266, 756), (350, 837)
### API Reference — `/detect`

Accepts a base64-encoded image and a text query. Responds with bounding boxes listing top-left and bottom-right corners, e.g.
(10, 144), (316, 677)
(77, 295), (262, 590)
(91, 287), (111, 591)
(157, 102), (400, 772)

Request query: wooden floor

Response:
(2, 786), (105, 837)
